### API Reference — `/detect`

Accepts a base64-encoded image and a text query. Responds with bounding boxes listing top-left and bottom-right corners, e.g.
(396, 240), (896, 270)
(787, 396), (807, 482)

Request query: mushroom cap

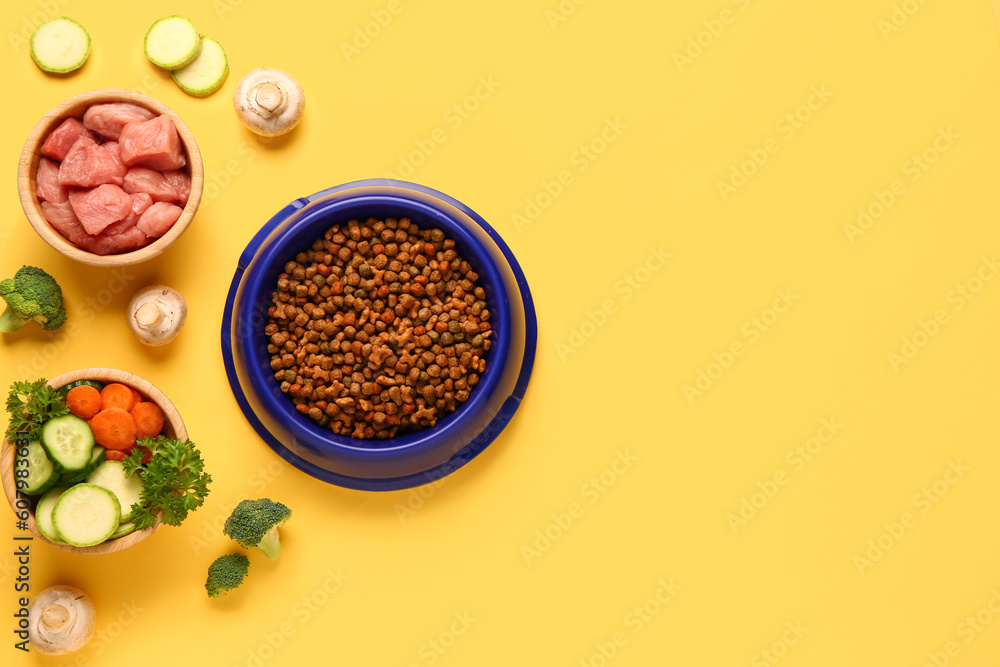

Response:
(127, 285), (188, 346)
(233, 67), (305, 137)
(28, 585), (96, 655)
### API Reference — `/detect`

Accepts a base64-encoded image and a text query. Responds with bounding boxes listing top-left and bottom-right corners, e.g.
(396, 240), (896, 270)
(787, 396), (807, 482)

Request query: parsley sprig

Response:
(123, 435), (212, 529)
(6, 378), (69, 442)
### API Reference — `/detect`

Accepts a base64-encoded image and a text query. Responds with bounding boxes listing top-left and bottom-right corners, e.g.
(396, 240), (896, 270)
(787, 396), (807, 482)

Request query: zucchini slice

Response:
(51, 484), (120, 547)
(87, 460), (142, 521)
(35, 487), (67, 543)
(110, 521), (137, 540)
(171, 36), (228, 97)
(30, 17), (91, 73)
(144, 16), (202, 69)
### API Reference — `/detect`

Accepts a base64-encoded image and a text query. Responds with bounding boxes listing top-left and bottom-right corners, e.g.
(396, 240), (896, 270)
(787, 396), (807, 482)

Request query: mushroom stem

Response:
(40, 603), (72, 632)
(134, 301), (165, 329)
(252, 81), (286, 115)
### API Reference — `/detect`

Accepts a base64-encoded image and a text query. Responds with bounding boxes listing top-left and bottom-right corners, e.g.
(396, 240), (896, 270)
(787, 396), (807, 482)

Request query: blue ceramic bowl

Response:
(222, 180), (537, 491)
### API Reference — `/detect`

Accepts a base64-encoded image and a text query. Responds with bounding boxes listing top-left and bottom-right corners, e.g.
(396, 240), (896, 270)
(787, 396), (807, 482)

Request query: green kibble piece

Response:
(441, 332), (454, 346)
(284, 370), (296, 382)
(419, 371), (430, 382)
(454, 333), (465, 342)
(471, 334), (484, 348)
(312, 274), (326, 287)
(427, 331), (439, 342)
(354, 288), (367, 298)
(408, 266), (419, 276)
(448, 320), (461, 334)
(389, 282), (402, 293)
(430, 229), (445, 243)
(353, 363), (364, 372)
(319, 342), (331, 354)
(359, 264), (373, 278)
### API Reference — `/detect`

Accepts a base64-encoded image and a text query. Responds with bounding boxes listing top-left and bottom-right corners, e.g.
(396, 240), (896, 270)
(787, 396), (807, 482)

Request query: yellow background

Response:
(2, 0), (1000, 665)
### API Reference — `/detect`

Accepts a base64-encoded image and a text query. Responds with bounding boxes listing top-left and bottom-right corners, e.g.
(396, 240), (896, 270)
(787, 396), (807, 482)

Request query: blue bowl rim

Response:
(221, 179), (537, 491)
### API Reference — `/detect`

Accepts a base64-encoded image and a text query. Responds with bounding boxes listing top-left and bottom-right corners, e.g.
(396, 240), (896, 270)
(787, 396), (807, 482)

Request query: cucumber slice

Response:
(41, 415), (95, 472)
(171, 36), (228, 97)
(110, 521), (137, 540)
(30, 17), (91, 74)
(60, 379), (105, 396)
(14, 440), (57, 495)
(57, 446), (106, 486)
(87, 460), (142, 521)
(51, 484), (120, 547)
(144, 16), (201, 69)
(35, 487), (67, 543)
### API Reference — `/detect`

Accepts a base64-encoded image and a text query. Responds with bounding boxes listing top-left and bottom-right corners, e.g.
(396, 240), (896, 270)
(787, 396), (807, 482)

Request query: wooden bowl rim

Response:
(0, 368), (186, 554)
(17, 88), (204, 267)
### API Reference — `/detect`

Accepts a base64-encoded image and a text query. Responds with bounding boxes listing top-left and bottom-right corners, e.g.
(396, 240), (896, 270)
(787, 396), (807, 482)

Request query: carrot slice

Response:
(101, 383), (136, 412)
(90, 408), (137, 450)
(66, 385), (102, 420)
(134, 445), (152, 465)
(105, 450), (126, 462)
(130, 402), (165, 439)
(129, 387), (143, 405)
(120, 445), (152, 465)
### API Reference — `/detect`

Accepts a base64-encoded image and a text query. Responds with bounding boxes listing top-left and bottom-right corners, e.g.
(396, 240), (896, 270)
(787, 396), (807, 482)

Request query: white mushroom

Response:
(233, 67), (305, 136)
(127, 285), (187, 346)
(28, 585), (96, 655)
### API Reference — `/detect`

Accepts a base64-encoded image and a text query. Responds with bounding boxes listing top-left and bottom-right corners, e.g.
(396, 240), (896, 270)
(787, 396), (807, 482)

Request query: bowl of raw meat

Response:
(17, 89), (203, 267)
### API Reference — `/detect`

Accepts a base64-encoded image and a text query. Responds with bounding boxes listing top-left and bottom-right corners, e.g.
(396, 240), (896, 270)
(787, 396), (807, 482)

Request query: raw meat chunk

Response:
(82, 103), (157, 141)
(126, 192), (154, 223)
(83, 223), (152, 255)
(68, 184), (133, 235)
(108, 192), (153, 229)
(43, 191), (152, 255)
(41, 200), (90, 246)
(81, 193), (155, 255)
(102, 141), (128, 175)
(119, 115), (186, 170)
(123, 167), (178, 202)
(40, 117), (91, 161)
(36, 158), (68, 203)
(136, 201), (183, 237)
(58, 135), (127, 188)
(161, 169), (191, 205)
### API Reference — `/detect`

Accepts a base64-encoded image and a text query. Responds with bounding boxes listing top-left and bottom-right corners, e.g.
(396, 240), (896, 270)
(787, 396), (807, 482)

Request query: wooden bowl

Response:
(0, 368), (186, 554)
(17, 89), (203, 267)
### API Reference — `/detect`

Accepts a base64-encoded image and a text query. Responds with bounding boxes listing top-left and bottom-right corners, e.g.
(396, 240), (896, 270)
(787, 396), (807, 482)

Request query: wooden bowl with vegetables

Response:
(0, 368), (190, 554)
(17, 89), (203, 267)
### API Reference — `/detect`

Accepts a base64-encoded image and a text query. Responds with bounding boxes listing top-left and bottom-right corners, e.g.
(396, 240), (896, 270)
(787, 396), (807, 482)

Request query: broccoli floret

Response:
(0, 266), (66, 333)
(206, 553), (250, 597)
(223, 498), (292, 560)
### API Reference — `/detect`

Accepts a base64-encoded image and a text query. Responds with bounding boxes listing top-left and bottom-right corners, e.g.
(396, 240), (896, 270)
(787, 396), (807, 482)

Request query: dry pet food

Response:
(266, 217), (492, 440)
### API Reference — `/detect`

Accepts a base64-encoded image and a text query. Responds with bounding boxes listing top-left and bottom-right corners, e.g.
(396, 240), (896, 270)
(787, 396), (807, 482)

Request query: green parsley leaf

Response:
(123, 435), (212, 530)
(5, 378), (69, 442)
